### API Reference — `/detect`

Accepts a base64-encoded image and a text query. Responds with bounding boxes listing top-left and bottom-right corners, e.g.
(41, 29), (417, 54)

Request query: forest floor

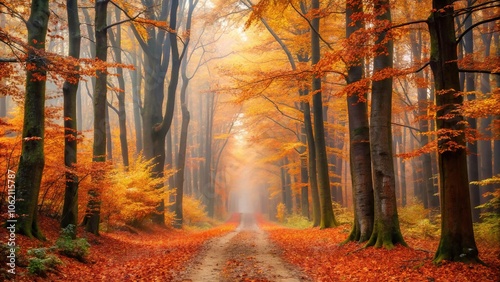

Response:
(1, 214), (499, 281)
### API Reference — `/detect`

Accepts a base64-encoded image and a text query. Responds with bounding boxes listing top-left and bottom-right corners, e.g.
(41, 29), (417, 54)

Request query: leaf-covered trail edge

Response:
(259, 217), (500, 282)
(3, 215), (240, 281)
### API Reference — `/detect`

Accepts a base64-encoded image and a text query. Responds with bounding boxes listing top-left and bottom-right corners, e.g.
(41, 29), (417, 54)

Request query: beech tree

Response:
(345, 0), (374, 243)
(311, 0), (337, 229)
(83, 0), (109, 235)
(61, 0), (81, 236)
(366, 0), (406, 249)
(428, 0), (478, 263)
(15, 0), (50, 240)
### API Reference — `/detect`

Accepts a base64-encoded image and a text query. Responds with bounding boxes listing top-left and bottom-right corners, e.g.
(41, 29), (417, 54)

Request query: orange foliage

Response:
(257, 217), (500, 282)
(0, 215), (238, 281)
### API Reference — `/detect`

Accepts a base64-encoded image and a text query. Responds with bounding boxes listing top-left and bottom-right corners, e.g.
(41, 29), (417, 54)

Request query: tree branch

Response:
(456, 15), (500, 44)
(289, 1), (333, 50)
(261, 95), (303, 123)
(458, 68), (500, 75)
(0, 58), (19, 63)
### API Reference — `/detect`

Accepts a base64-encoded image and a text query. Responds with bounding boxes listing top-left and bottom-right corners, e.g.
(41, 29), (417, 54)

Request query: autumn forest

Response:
(1, 0), (499, 281)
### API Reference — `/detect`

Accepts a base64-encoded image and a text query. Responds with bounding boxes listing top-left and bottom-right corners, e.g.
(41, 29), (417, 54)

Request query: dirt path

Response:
(180, 214), (310, 282)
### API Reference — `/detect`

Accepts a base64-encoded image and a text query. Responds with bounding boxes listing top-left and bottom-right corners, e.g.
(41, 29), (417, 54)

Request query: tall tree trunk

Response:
(83, 0), (109, 235)
(311, 0), (337, 228)
(108, 6), (129, 167)
(130, 47), (143, 155)
(302, 94), (321, 227)
(345, 0), (374, 243)
(367, 0), (406, 249)
(61, 0), (81, 237)
(15, 0), (50, 240)
(173, 0), (197, 227)
(428, 0), (479, 263)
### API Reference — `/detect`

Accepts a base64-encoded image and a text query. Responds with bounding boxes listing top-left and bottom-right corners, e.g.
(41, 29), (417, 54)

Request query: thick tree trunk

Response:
(15, 0), (50, 240)
(83, 0), (109, 235)
(367, 0), (406, 249)
(428, 0), (479, 263)
(61, 0), (81, 237)
(345, 0), (374, 243)
(311, 0), (337, 228)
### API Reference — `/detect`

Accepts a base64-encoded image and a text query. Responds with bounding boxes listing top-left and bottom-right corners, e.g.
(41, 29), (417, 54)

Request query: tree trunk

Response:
(345, 0), (374, 243)
(478, 32), (493, 207)
(108, 6), (129, 167)
(367, 0), (406, 249)
(174, 82), (189, 228)
(15, 0), (50, 240)
(83, 0), (109, 235)
(131, 47), (143, 155)
(302, 89), (321, 227)
(311, 0), (337, 228)
(61, 0), (81, 237)
(428, 0), (479, 263)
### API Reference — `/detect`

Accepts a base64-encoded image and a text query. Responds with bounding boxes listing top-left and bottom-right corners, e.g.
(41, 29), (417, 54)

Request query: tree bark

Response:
(311, 0), (337, 229)
(83, 0), (109, 235)
(15, 0), (50, 240)
(345, 0), (374, 243)
(367, 0), (406, 249)
(61, 0), (81, 237)
(428, 0), (479, 263)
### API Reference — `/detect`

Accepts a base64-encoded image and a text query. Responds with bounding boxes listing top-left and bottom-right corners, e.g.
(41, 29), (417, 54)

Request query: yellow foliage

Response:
(276, 202), (286, 222)
(100, 156), (174, 227)
(182, 196), (208, 226)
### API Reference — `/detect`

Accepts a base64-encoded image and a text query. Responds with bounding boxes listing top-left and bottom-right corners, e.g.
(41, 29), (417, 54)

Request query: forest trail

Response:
(181, 213), (310, 281)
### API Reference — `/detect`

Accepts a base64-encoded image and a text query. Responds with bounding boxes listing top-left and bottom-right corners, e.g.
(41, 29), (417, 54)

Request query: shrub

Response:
(27, 248), (62, 276)
(100, 155), (174, 227)
(474, 188), (500, 247)
(54, 225), (90, 262)
(183, 195), (209, 226)
(398, 202), (439, 238)
(332, 201), (354, 225)
(283, 213), (312, 229)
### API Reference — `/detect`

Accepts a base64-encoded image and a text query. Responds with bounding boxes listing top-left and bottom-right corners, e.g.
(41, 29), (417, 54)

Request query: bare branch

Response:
(261, 95), (303, 123)
(456, 15), (500, 44)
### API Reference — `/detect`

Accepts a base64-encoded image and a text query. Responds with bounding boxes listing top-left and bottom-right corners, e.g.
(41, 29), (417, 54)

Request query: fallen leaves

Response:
(259, 218), (500, 282)
(0, 216), (238, 281)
